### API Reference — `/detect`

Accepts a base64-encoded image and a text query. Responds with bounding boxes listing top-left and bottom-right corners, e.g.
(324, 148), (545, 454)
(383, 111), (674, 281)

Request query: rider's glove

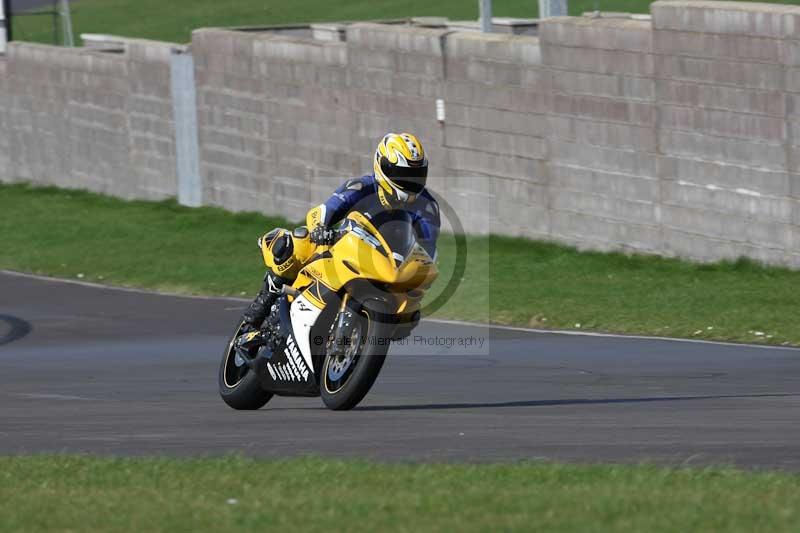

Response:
(310, 226), (336, 246)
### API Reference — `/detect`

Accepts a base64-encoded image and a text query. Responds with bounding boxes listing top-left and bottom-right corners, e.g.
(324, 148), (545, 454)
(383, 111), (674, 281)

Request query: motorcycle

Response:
(218, 208), (438, 411)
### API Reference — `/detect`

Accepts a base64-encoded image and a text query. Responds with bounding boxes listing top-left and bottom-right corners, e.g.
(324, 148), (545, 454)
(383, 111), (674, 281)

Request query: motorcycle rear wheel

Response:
(320, 303), (391, 411)
(218, 321), (273, 410)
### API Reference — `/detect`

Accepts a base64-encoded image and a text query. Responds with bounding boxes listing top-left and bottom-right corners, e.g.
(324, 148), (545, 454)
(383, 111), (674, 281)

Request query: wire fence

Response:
(7, 0), (72, 45)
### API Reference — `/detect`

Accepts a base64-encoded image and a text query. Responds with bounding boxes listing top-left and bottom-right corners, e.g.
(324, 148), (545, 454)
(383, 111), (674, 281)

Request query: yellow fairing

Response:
(297, 211), (438, 313)
(306, 205), (325, 232)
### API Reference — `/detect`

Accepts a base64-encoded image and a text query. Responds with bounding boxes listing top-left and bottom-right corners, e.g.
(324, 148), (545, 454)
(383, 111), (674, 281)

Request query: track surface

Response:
(2, 272), (800, 469)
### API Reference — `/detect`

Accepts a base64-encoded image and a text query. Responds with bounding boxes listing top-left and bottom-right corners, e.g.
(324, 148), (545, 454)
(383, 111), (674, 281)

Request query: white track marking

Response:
(3, 269), (798, 352)
(423, 318), (800, 352)
(0, 269), (250, 302)
(9, 393), (93, 401)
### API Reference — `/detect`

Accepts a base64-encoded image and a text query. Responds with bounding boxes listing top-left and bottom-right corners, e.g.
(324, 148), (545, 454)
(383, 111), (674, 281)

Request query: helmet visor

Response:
(379, 157), (428, 194)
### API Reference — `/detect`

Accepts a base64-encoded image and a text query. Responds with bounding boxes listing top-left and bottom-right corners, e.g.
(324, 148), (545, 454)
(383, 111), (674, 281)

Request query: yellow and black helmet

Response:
(373, 132), (428, 207)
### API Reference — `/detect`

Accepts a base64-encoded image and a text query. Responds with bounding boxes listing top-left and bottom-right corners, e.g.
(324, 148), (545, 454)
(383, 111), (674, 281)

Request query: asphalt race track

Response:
(2, 271), (800, 469)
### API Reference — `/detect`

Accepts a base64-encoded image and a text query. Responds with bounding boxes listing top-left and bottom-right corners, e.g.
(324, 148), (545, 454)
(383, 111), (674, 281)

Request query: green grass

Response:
(2, 183), (800, 345)
(481, 238), (800, 345)
(12, 0), (800, 45)
(1, 456), (800, 532)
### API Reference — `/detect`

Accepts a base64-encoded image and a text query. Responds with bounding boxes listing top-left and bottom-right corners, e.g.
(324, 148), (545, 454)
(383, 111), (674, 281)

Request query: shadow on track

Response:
(353, 392), (800, 411)
(0, 314), (33, 346)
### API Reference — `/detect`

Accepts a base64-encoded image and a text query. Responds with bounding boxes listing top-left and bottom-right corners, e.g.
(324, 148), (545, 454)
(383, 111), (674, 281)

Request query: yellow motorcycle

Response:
(218, 208), (438, 411)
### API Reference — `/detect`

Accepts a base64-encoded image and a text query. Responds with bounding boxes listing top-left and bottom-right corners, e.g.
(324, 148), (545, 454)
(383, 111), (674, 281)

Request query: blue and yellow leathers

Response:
(243, 174), (440, 329)
(306, 174), (440, 259)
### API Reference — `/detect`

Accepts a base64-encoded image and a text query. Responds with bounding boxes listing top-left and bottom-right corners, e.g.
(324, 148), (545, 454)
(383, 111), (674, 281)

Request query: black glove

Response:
(310, 226), (336, 246)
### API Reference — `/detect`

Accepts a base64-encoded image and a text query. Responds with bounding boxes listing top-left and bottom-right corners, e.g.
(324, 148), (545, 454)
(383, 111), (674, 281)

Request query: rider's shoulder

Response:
(419, 188), (438, 204)
(341, 174), (376, 192)
(418, 189), (439, 209)
(415, 189), (440, 221)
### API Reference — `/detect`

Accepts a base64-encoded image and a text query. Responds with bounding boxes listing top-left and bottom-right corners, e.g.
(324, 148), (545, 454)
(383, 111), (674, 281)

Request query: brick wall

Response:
(2, 2), (800, 267)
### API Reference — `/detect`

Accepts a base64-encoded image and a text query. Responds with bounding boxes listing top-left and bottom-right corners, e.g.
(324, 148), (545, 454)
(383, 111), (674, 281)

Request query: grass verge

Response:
(1, 183), (800, 345)
(1, 456), (800, 532)
(12, 0), (800, 45)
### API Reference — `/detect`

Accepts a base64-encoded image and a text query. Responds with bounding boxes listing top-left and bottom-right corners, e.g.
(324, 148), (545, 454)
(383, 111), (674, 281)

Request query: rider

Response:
(241, 132), (441, 332)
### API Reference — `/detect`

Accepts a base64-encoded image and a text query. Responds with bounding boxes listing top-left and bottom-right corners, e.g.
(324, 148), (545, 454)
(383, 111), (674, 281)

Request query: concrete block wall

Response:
(346, 24), (451, 227)
(193, 28), (354, 220)
(346, 24), (446, 174)
(541, 17), (660, 252)
(189, 7), (800, 267)
(652, 1), (800, 266)
(193, 24), (450, 222)
(126, 40), (179, 199)
(0, 57), (9, 181)
(444, 31), (549, 237)
(3, 2), (800, 268)
(0, 38), (176, 200)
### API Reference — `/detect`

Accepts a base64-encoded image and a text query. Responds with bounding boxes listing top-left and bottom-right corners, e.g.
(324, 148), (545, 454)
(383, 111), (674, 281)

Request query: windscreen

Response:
(371, 209), (416, 259)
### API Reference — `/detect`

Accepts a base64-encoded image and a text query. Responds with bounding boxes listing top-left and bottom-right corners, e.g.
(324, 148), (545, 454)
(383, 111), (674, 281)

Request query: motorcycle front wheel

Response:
(320, 302), (391, 411)
(218, 321), (273, 410)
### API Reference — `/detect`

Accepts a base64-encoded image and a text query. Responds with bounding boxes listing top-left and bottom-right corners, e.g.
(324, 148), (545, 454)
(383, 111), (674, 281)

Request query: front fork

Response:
(328, 293), (353, 359)
(335, 293), (350, 333)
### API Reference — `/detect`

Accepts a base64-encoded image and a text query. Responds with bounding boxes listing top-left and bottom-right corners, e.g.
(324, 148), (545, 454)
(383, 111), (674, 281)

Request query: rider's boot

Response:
(240, 270), (284, 335)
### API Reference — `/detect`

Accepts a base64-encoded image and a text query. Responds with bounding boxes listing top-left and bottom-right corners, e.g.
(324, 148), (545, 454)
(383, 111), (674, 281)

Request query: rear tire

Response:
(320, 303), (391, 411)
(218, 321), (273, 410)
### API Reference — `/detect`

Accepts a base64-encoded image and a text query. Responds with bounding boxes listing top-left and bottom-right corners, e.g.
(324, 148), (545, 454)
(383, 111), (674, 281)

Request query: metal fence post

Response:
(170, 48), (203, 207)
(479, 0), (492, 33)
(0, 0), (9, 54)
(60, 0), (74, 46)
(539, 0), (568, 18)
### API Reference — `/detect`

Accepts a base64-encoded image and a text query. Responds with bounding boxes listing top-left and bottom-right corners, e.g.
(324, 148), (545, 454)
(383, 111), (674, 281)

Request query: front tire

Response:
(320, 303), (392, 411)
(218, 321), (273, 410)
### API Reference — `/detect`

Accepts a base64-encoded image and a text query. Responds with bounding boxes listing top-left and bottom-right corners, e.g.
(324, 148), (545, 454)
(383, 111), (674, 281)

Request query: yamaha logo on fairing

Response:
(264, 336), (309, 383)
(285, 335), (309, 381)
(267, 361), (298, 382)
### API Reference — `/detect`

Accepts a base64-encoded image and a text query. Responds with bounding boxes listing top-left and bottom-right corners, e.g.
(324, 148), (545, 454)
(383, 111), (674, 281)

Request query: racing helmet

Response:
(373, 132), (428, 208)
